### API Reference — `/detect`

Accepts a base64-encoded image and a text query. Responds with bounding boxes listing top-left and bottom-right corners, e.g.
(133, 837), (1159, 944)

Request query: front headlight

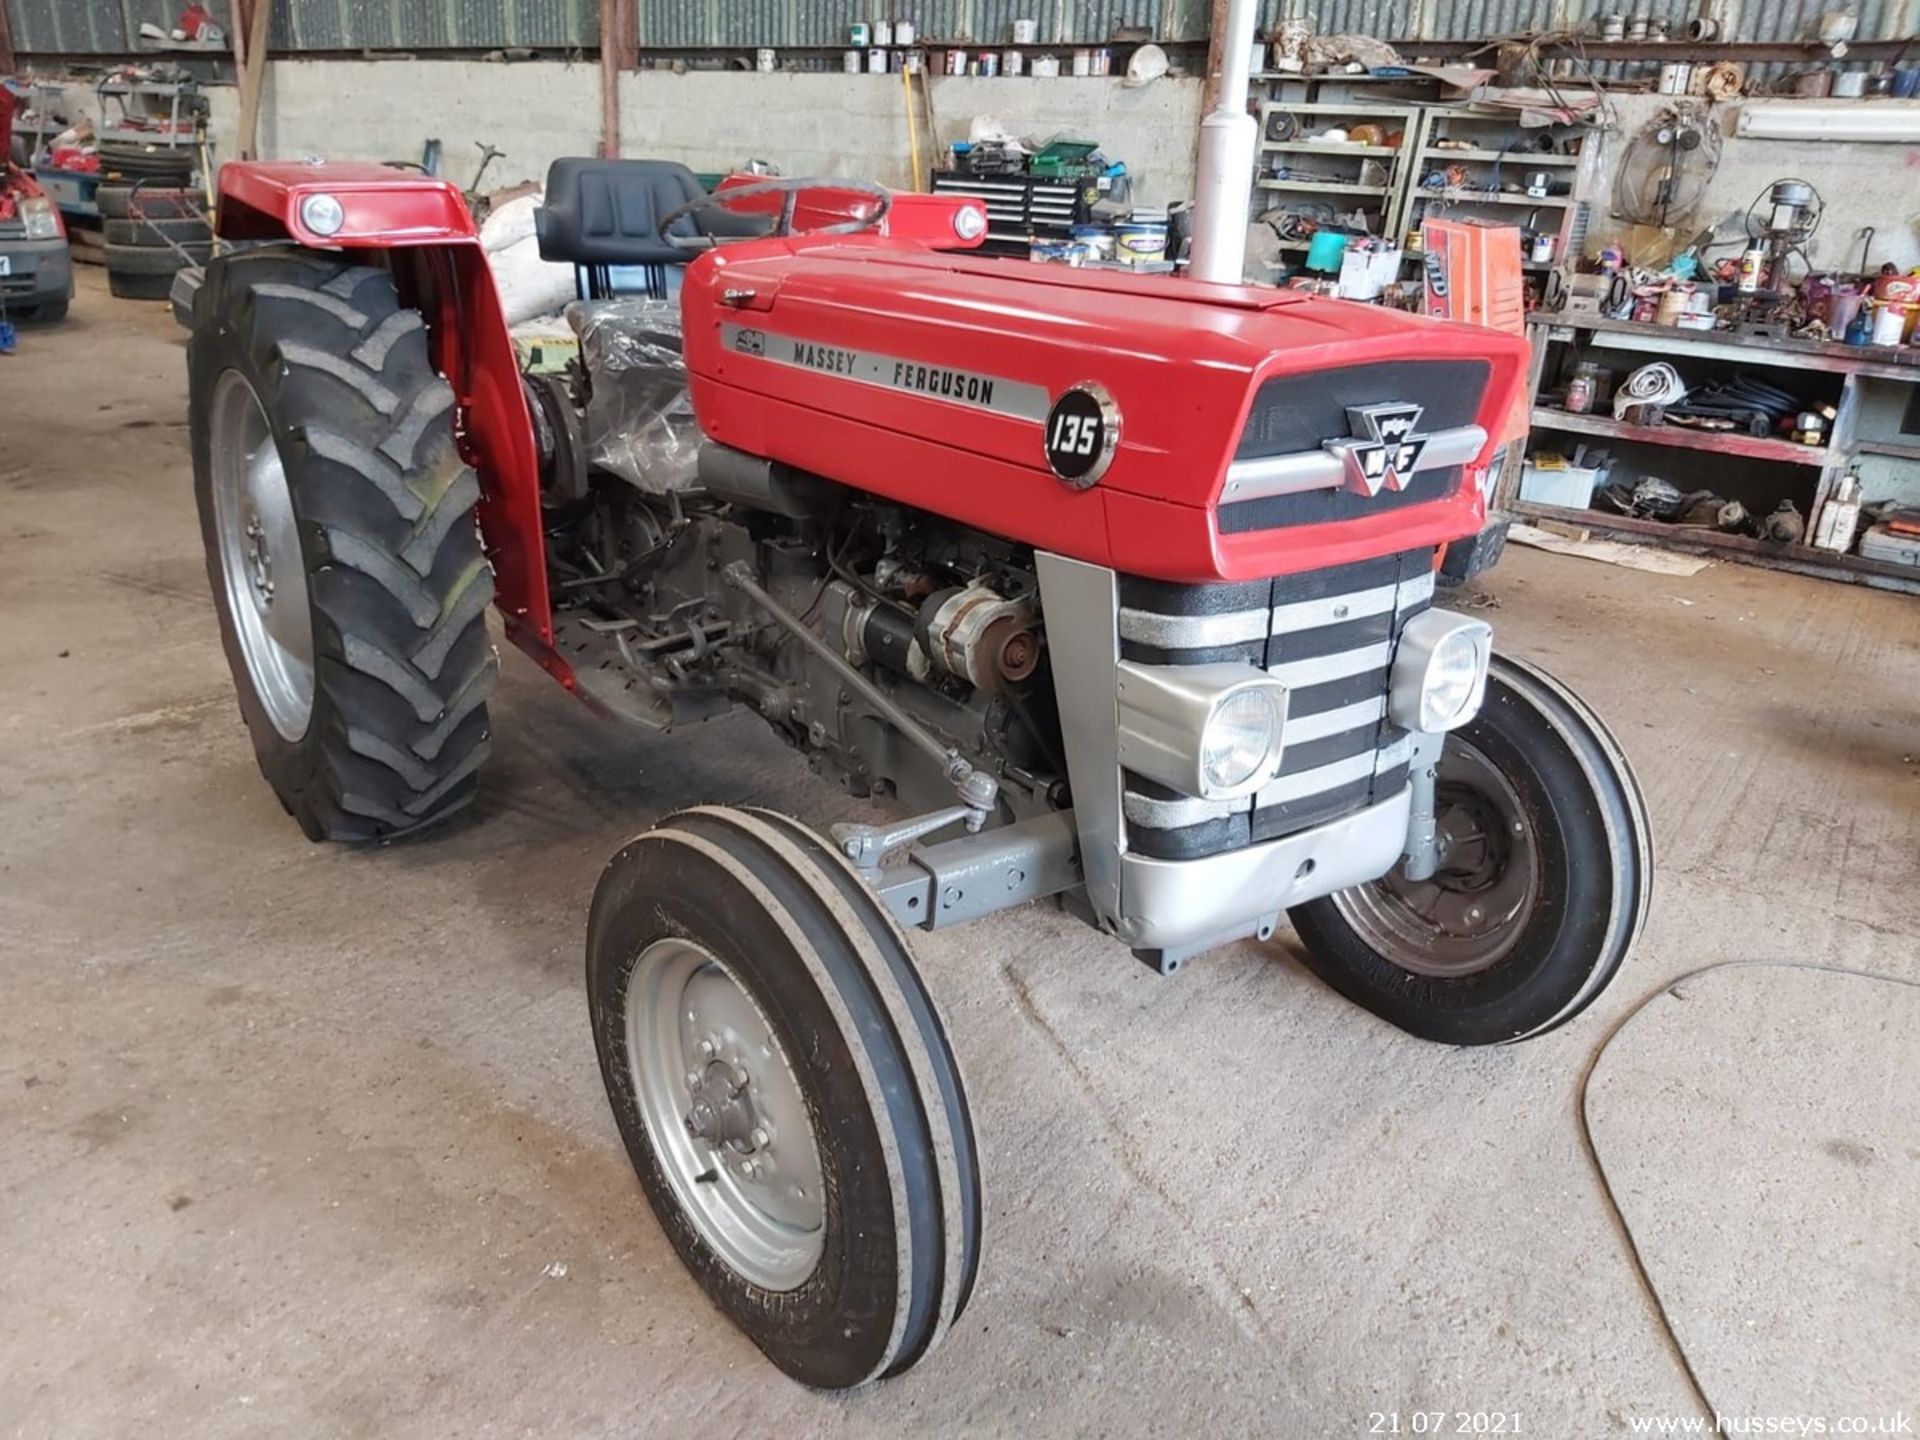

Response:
(1117, 660), (1290, 801)
(1389, 608), (1492, 734)
(21, 197), (61, 241)
(1201, 686), (1284, 793)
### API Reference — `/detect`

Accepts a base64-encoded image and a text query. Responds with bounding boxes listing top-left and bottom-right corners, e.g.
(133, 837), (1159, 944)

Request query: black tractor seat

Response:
(535, 157), (768, 300)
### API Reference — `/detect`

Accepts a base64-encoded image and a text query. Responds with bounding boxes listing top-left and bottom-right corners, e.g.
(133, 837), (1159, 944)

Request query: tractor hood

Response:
(681, 236), (1528, 583)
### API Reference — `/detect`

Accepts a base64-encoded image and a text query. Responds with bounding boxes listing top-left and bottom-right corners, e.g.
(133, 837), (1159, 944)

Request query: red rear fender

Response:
(213, 160), (562, 683)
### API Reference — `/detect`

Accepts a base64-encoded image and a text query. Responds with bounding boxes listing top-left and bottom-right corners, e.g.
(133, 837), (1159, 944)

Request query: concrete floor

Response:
(3, 269), (1917, 1438)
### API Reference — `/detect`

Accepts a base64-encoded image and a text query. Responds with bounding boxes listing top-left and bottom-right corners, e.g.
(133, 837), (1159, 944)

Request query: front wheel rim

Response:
(209, 369), (314, 741)
(625, 938), (827, 1292)
(1331, 737), (1542, 978)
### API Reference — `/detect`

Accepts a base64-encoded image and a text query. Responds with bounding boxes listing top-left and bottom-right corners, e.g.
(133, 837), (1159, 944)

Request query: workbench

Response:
(1504, 311), (1920, 593)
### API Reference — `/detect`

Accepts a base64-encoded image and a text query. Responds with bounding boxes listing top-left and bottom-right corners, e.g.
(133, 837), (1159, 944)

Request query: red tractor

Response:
(183, 150), (1649, 1388)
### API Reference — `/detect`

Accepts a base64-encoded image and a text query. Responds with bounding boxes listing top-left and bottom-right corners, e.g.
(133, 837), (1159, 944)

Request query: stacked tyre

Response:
(98, 143), (208, 301)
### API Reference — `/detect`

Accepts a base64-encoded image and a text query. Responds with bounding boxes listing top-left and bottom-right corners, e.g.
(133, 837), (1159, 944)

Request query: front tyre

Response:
(586, 807), (982, 1389)
(188, 249), (497, 841)
(1288, 655), (1651, 1045)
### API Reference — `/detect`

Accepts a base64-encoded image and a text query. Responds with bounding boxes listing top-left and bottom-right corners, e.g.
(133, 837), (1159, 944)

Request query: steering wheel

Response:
(655, 177), (894, 253)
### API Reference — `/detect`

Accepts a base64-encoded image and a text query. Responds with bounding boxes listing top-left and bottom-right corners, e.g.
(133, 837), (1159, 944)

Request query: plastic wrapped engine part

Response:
(568, 297), (701, 494)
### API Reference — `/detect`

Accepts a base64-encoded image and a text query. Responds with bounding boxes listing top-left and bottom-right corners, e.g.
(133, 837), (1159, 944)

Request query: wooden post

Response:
(1200, 0), (1230, 115)
(226, 0), (249, 74)
(0, 0), (17, 76)
(599, 0), (632, 158)
(235, 0), (272, 160)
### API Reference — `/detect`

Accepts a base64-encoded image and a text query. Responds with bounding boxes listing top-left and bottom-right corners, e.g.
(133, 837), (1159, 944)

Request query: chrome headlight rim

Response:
(1389, 608), (1493, 735)
(1116, 659), (1290, 803)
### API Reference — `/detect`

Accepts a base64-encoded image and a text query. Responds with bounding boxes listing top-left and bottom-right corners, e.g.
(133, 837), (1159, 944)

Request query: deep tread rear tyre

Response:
(104, 240), (211, 276)
(106, 216), (211, 247)
(189, 247), (497, 841)
(1287, 655), (1652, 1045)
(98, 183), (202, 220)
(587, 807), (981, 1389)
(107, 269), (175, 301)
(97, 141), (195, 180)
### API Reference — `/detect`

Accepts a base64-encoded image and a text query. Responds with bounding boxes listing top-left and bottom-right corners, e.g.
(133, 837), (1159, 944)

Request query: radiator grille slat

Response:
(1119, 548), (1434, 861)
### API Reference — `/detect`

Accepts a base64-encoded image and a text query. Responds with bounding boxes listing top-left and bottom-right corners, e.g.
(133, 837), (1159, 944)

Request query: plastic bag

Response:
(568, 297), (701, 494)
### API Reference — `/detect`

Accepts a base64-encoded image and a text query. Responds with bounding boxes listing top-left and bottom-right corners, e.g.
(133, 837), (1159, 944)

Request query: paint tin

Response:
(867, 47), (887, 72)
(755, 47), (776, 72)
(1832, 69), (1867, 96)
(948, 48), (969, 74)
(894, 20), (915, 45)
(1626, 12), (1648, 39)
(904, 49), (922, 74)
(1529, 233), (1556, 263)
(1003, 50), (1024, 76)
(1871, 301), (1908, 345)
(1114, 217), (1168, 264)
(1012, 18), (1038, 42)
(1599, 13), (1625, 39)
(873, 20), (892, 45)
(1658, 62), (1692, 94)
(979, 52), (999, 77)
(1072, 48), (1092, 77)
(1090, 47), (1112, 76)
(844, 49), (862, 72)
(1031, 53), (1060, 77)
(850, 21), (870, 45)
(1656, 287), (1691, 326)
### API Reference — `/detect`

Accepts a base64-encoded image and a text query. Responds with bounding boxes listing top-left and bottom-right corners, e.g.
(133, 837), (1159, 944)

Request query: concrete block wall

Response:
(619, 71), (1203, 205)
(202, 60), (1200, 208)
(204, 59), (602, 191)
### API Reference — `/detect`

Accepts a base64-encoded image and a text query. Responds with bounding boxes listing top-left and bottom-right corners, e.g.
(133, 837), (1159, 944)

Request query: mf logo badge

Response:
(1324, 402), (1429, 497)
(734, 328), (766, 357)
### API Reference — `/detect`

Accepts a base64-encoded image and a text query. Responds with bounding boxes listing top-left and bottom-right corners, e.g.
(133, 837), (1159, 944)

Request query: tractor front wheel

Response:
(188, 249), (497, 841)
(586, 807), (982, 1388)
(1287, 655), (1652, 1045)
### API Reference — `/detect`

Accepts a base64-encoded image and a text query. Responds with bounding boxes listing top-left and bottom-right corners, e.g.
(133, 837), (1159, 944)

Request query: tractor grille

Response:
(1118, 548), (1435, 860)
(1220, 359), (1490, 534)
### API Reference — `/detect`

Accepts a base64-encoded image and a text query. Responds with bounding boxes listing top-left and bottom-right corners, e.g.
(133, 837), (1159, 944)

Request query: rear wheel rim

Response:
(209, 369), (314, 741)
(626, 937), (826, 1292)
(1330, 737), (1541, 978)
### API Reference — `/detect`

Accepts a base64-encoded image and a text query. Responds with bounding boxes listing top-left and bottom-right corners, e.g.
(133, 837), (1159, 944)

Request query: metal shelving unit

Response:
(1252, 100), (1422, 257)
(97, 74), (203, 149)
(1399, 108), (1598, 273)
(1511, 312), (1920, 593)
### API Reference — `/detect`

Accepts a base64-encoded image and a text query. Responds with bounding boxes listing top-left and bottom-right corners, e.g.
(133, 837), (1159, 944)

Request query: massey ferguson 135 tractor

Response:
(183, 115), (1649, 1386)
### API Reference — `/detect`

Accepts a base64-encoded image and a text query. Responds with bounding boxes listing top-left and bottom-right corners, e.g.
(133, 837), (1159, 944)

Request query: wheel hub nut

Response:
(683, 1059), (758, 1150)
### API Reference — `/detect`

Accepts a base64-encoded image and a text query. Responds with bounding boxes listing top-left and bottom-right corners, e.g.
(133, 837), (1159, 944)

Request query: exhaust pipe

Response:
(1186, 0), (1259, 285)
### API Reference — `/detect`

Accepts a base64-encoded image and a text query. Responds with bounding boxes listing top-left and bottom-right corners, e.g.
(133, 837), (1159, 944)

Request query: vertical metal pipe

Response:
(1187, 0), (1257, 283)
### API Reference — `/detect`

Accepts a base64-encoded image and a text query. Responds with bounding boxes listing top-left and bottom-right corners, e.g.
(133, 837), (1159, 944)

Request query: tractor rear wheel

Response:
(188, 248), (497, 841)
(586, 807), (982, 1388)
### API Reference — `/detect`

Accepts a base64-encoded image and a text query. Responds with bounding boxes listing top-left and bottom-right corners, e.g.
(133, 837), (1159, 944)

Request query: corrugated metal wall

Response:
(6, 0), (1910, 54)
(1266, 0), (1918, 42)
